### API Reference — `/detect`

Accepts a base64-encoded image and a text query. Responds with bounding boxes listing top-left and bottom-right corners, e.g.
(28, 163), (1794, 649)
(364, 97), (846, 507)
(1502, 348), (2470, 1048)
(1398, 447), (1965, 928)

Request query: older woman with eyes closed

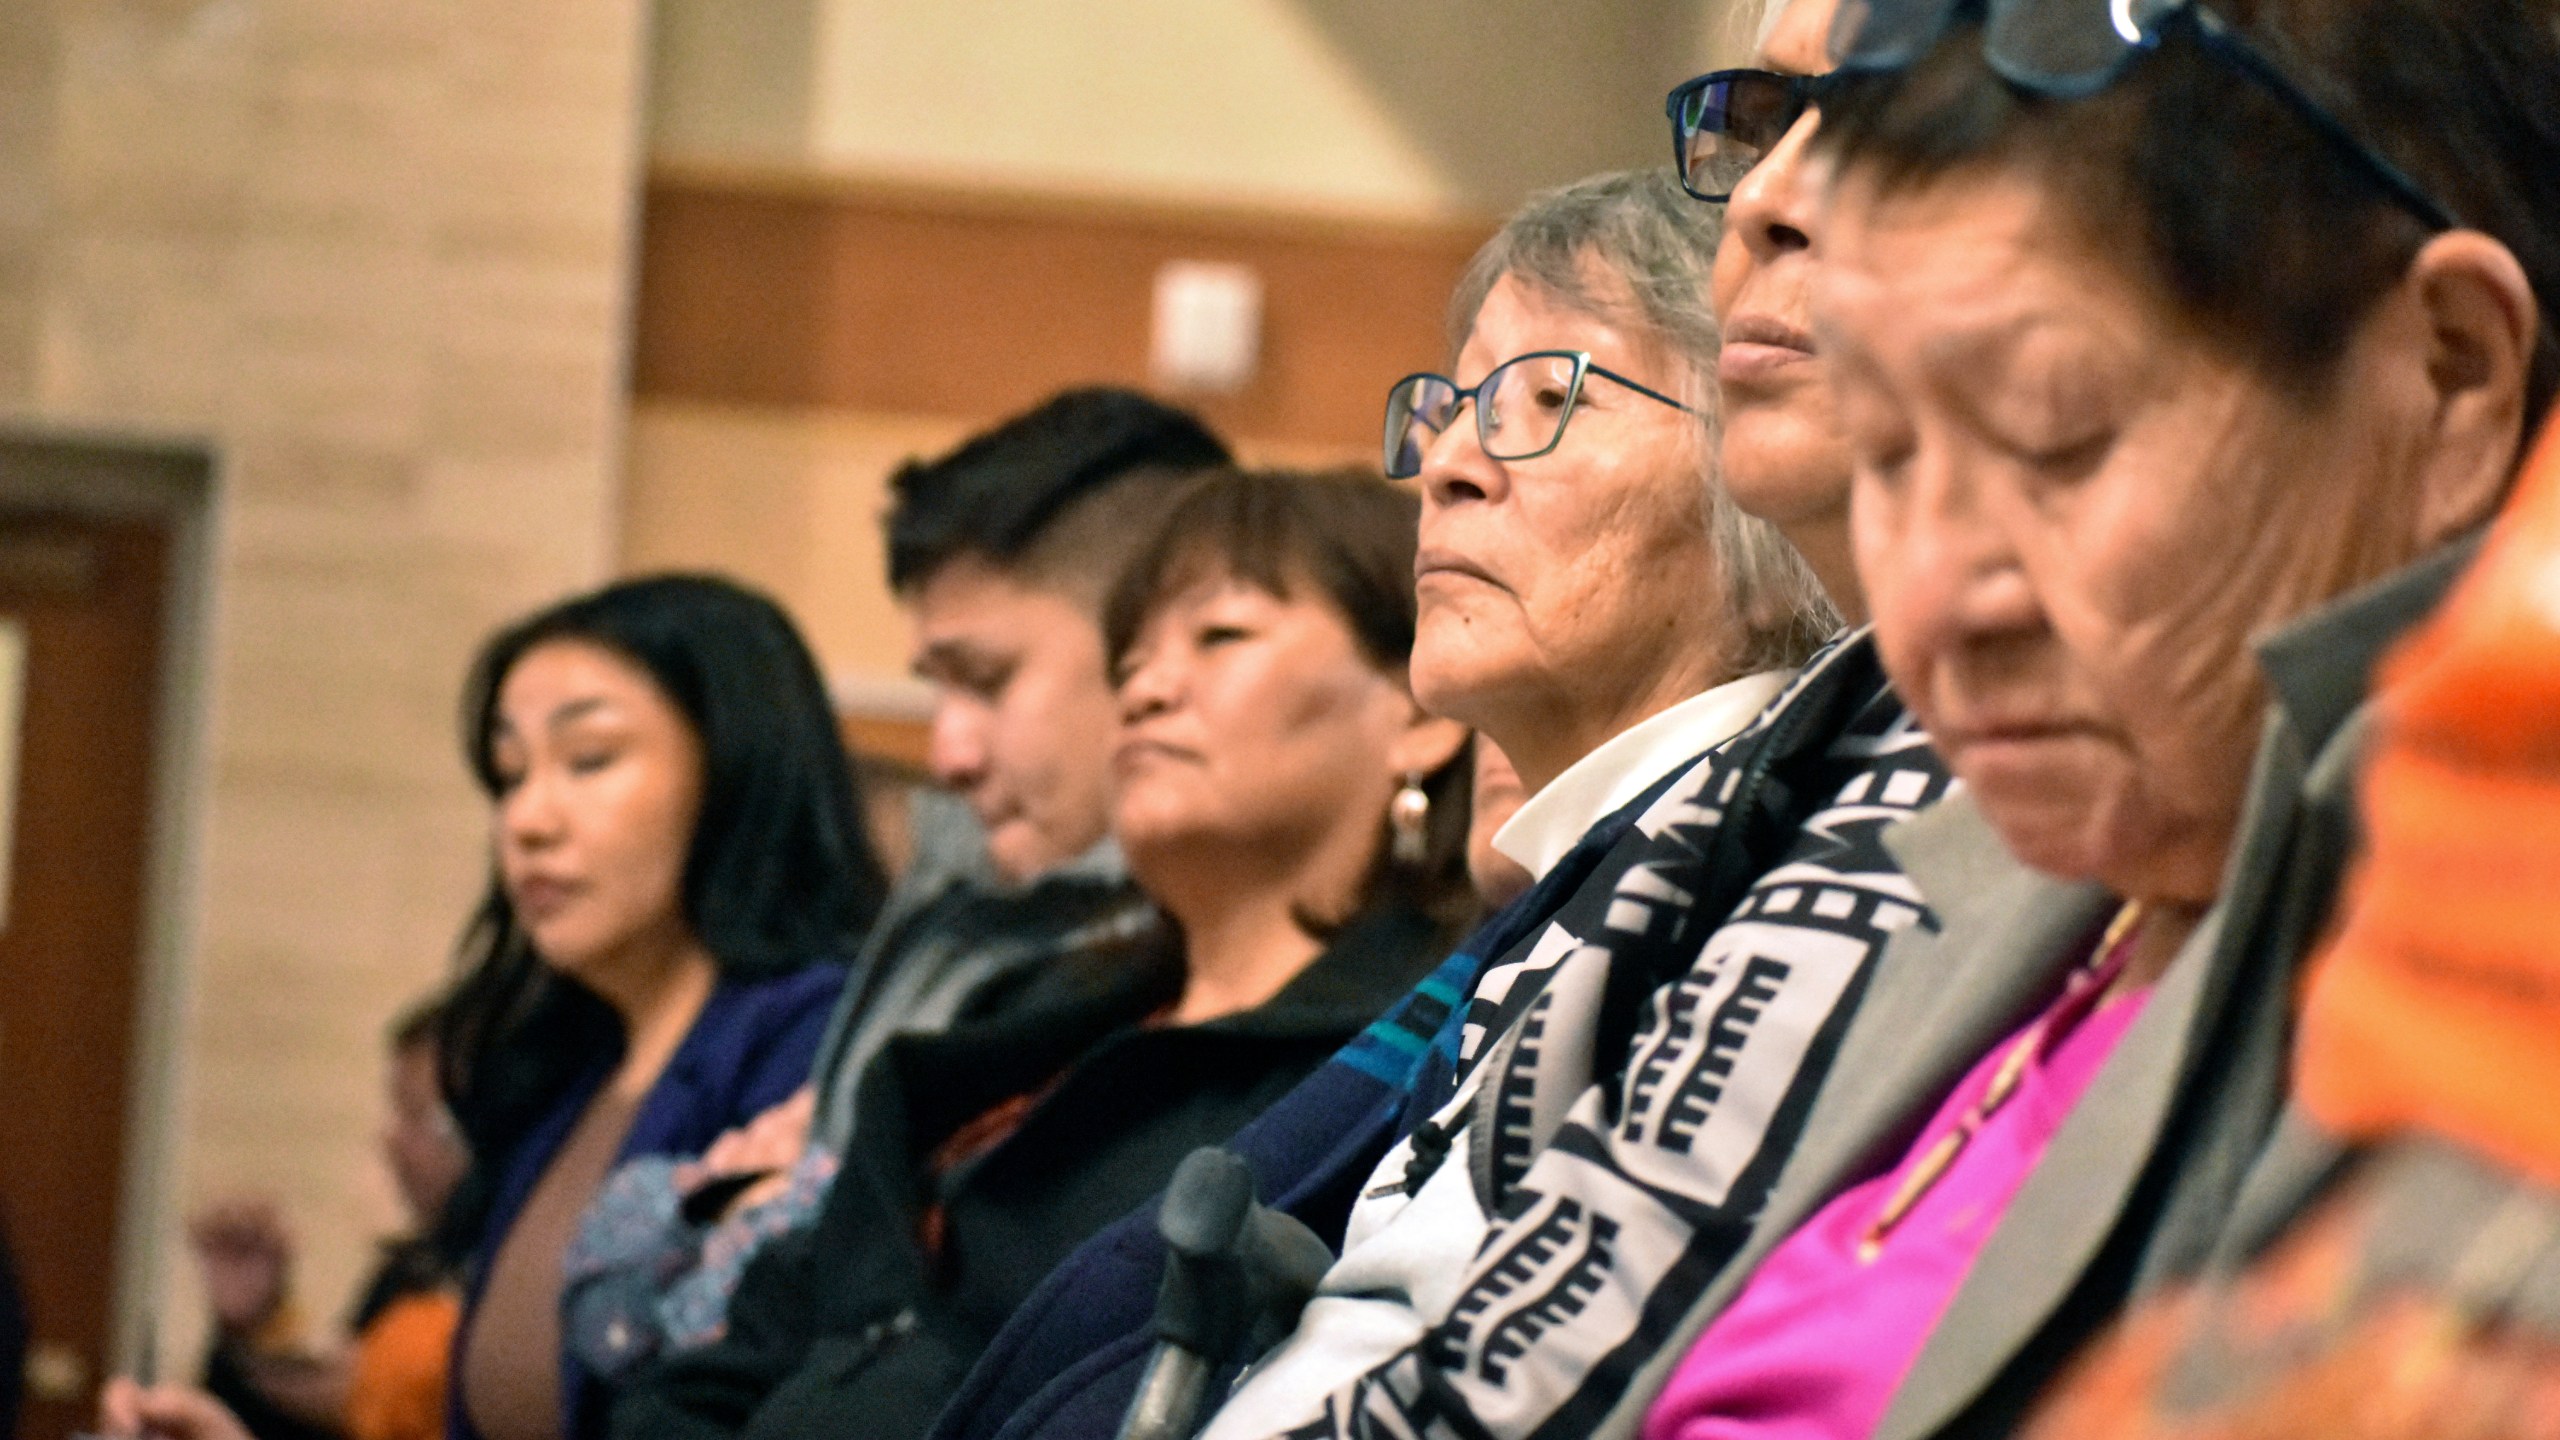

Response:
(1613, 1), (2560, 1438)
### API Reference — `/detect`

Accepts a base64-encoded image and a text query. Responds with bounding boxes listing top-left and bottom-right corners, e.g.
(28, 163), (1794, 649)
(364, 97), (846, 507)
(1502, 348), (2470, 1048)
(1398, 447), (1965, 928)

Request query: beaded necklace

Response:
(1856, 901), (2145, 1263)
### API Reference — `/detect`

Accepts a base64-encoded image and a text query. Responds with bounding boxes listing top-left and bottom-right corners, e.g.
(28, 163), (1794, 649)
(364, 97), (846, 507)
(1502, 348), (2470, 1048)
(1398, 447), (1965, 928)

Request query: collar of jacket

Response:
(2258, 535), (2484, 762)
(1189, 903), (1448, 1042)
(809, 839), (1155, 1114)
(906, 835), (1134, 938)
(894, 899), (1442, 1113)
(869, 903), (1442, 1184)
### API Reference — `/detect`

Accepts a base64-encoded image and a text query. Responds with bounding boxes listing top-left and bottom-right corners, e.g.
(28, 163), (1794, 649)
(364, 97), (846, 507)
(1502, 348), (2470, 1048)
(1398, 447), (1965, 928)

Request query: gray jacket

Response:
(1600, 539), (2475, 1440)
(809, 798), (1149, 1154)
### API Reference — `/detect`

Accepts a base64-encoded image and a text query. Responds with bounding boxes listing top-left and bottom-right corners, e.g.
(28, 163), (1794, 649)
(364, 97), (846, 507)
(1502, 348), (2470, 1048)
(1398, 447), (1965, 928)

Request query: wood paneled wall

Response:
(632, 163), (1496, 449)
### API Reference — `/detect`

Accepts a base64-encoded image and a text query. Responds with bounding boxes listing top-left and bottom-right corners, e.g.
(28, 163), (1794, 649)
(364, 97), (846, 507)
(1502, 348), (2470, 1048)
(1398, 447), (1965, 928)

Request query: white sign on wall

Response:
(0, 618), (22, 934)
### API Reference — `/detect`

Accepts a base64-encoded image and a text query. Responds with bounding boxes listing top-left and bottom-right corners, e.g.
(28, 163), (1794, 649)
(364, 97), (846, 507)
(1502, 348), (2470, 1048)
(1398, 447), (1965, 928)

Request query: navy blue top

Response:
(450, 962), (848, 1440)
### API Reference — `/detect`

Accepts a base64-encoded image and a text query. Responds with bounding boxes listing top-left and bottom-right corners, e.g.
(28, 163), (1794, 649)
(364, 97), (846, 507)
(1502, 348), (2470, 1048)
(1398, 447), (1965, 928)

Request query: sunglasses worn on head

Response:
(1827, 0), (2458, 229)
(1666, 0), (2456, 231)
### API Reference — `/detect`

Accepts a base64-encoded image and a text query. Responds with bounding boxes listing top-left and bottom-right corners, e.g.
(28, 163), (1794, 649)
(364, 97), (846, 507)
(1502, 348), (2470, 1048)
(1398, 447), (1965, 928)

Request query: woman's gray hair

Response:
(1447, 167), (1841, 675)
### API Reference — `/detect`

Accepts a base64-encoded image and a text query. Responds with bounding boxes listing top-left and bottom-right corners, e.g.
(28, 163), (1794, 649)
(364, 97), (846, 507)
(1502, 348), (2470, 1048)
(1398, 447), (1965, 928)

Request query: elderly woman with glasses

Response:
(1380, 174), (1834, 857)
(1609, 1), (2560, 1439)
(1159, 166), (1988, 1440)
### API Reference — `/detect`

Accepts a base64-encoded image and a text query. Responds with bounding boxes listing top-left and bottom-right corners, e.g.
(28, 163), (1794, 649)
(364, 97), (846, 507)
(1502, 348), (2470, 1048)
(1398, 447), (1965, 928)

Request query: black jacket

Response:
(609, 905), (1446, 1440)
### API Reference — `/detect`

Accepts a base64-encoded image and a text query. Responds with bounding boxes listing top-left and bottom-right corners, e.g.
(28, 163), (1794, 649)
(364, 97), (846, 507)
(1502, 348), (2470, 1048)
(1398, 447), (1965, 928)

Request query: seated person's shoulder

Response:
(2025, 1142), (2560, 1440)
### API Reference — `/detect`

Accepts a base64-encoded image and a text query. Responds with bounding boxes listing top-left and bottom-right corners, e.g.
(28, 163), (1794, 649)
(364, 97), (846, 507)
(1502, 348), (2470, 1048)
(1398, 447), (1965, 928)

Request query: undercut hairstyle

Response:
(1816, 0), (2560, 425)
(1447, 168), (1842, 675)
(438, 573), (889, 1247)
(884, 387), (1233, 603)
(1103, 468), (1480, 938)
(1003, 465), (1217, 614)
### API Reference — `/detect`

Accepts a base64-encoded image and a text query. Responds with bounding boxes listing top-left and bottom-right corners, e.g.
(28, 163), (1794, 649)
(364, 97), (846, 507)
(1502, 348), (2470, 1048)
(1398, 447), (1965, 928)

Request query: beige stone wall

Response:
(620, 402), (1386, 703)
(622, 404), (968, 694)
(651, 0), (1771, 221)
(0, 0), (649, 1366)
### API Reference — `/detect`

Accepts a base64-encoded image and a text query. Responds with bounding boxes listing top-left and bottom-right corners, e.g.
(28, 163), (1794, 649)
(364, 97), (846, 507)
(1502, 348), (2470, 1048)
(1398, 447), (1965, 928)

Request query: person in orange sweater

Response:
(141, 995), (470, 1440)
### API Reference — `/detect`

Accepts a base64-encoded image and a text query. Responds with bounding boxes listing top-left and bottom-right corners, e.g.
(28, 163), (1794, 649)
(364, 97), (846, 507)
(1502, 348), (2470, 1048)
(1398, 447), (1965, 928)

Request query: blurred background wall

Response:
(0, 0), (648, 1421)
(0, 0), (1755, 1429)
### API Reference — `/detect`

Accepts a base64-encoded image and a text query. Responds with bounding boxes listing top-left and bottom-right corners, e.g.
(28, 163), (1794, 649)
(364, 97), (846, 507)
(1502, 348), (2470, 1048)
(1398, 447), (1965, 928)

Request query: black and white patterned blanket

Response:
(1201, 634), (1954, 1440)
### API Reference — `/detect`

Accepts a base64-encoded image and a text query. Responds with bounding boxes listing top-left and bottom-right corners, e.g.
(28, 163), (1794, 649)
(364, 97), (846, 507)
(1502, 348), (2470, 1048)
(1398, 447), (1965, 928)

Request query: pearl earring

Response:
(1390, 772), (1432, 865)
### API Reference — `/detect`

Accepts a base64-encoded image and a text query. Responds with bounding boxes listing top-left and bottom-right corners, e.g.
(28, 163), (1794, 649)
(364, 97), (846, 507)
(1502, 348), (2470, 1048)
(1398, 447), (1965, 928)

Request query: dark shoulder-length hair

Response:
(1103, 467), (1477, 938)
(437, 573), (887, 1241)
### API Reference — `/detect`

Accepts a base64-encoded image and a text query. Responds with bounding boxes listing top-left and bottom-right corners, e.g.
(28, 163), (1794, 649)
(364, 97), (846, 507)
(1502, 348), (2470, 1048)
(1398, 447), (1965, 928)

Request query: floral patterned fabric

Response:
(561, 1148), (842, 1379)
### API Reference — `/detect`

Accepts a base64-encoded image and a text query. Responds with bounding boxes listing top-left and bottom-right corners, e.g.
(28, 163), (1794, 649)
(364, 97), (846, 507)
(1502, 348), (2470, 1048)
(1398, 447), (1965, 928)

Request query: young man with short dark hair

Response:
(563, 389), (1228, 1440)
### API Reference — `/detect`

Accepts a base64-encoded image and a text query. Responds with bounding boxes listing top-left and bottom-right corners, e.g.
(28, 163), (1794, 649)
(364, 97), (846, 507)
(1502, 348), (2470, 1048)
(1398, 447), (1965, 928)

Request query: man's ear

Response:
(2404, 230), (2541, 546)
(1387, 711), (1471, 781)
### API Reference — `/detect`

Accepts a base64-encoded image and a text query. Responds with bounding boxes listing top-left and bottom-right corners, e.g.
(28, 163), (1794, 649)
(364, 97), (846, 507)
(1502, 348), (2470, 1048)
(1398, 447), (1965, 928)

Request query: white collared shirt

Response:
(1489, 668), (1795, 880)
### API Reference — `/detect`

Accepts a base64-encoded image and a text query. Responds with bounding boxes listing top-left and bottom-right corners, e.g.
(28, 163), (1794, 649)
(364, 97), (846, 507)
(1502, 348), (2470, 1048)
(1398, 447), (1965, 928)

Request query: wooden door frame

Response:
(0, 419), (221, 1378)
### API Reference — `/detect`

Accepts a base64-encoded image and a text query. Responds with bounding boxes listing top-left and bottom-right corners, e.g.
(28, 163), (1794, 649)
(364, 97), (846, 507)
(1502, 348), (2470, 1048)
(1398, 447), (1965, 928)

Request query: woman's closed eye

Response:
(2009, 428), (2115, 479)
(564, 746), (620, 776)
(1973, 341), (2130, 480)
(1837, 389), (1920, 491)
(488, 736), (529, 794)
(1974, 397), (2120, 482)
(1854, 441), (1918, 493)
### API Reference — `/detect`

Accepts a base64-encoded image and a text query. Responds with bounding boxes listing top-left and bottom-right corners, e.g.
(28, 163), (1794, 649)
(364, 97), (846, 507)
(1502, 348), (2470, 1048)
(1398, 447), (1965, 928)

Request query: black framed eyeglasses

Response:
(1827, 0), (2458, 231)
(1665, 68), (1840, 203)
(1381, 350), (1701, 480)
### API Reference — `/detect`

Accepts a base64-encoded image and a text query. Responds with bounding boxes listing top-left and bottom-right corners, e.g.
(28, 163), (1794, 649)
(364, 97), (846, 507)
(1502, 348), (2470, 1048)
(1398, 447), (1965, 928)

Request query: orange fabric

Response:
(2298, 410), (2560, 1189)
(236, 1297), (314, 1358)
(2023, 1172), (2560, 1440)
(344, 1288), (461, 1440)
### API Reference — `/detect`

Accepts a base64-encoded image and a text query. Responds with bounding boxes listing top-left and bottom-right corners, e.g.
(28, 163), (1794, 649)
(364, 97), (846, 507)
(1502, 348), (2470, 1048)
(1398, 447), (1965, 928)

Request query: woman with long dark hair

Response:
(436, 574), (886, 1440)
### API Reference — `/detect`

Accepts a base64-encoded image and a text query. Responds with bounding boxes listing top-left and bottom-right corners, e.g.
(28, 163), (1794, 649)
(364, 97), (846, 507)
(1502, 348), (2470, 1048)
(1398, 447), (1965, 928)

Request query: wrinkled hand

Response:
(187, 1199), (291, 1337)
(98, 1379), (254, 1440)
(675, 1086), (815, 1193)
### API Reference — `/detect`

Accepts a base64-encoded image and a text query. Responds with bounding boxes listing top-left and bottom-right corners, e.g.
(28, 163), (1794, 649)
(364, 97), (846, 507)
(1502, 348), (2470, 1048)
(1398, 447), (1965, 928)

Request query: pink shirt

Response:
(1642, 940), (2149, 1440)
